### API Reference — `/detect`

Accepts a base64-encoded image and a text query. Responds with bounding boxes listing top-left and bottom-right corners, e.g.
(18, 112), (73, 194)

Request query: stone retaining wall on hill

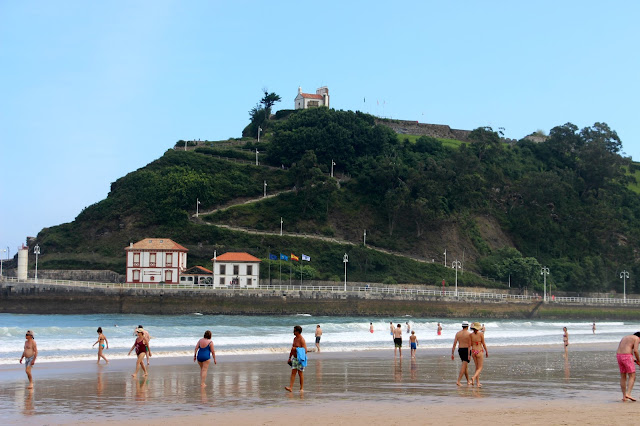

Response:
(3, 269), (124, 283)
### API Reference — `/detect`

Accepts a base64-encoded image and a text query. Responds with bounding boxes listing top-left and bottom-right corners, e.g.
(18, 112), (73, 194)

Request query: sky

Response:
(1, 1), (639, 258)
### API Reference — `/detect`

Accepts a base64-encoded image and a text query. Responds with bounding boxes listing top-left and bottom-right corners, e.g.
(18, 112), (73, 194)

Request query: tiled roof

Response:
(300, 93), (323, 100)
(213, 252), (261, 262)
(183, 265), (213, 274)
(125, 238), (189, 252)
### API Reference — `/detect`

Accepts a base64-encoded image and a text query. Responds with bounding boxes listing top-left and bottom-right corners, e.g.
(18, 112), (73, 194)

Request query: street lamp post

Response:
(34, 244), (40, 283)
(263, 181), (267, 198)
(280, 217), (283, 236)
(196, 198), (201, 217)
(331, 160), (336, 178)
(541, 266), (550, 302)
(620, 270), (629, 303)
(452, 260), (461, 297)
(255, 149), (259, 166)
(0, 248), (5, 278)
(213, 250), (217, 288)
(363, 230), (366, 247)
(343, 253), (349, 291)
(257, 126), (262, 142)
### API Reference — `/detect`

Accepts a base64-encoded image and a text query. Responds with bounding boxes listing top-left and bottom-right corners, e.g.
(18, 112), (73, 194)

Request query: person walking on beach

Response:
(437, 323), (442, 336)
(451, 321), (472, 386)
(194, 330), (216, 387)
(285, 325), (307, 392)
(128, 328), (149, 377)
(19, 330), (38, 389)
(315, 325), (322, 352)
(370, 322), (374, 333)
(409, 331), (418, 358)
(393, 324), (403, 357)
(92, 327), (109, 364)
(616, 332), (640, 402)
(470, 322), (488, 387)
(593, 322), (596, 334)
(563, 327), (569, 358)
(134, 325), (152, 365)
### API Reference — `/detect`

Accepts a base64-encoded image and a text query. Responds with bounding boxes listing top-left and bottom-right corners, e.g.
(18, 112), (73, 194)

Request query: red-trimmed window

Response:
(149, 253), (156, 267)
(165, 270), (173, 283)
(132, 270), (140, 282)
(166, 253), (173, 267)
(133, 253), (140, 267)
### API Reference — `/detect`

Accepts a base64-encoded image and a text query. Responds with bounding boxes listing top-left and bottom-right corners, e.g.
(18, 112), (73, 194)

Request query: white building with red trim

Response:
(294, 86), (330, 110)
(125, 238), (188, 284)
(212, 252), (261, 288)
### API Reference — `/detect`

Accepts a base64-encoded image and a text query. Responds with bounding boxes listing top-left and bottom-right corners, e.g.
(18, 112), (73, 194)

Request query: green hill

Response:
(34, 109), (640, 293)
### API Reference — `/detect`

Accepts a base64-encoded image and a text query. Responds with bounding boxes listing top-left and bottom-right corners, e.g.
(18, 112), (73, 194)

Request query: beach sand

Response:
(1, 343), (636, 425)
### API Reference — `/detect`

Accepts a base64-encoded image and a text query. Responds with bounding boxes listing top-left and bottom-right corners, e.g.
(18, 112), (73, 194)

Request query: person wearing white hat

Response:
(470, 322), (488, 387)
(451, 321), (472, 385)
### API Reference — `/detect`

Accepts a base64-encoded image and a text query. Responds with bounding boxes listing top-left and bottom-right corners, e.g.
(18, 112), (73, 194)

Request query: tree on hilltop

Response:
(243, 89), (282, 138)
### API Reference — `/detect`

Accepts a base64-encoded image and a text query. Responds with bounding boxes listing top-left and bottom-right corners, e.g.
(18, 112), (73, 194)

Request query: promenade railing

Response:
(2, 277), (639, 305)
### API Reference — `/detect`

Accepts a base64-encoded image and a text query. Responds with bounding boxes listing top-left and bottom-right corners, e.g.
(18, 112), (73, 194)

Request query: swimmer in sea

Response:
(92, 327), (109, 364)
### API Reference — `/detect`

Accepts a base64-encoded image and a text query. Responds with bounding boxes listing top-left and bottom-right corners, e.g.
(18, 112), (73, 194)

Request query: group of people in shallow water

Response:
(17, 321), (640, 401)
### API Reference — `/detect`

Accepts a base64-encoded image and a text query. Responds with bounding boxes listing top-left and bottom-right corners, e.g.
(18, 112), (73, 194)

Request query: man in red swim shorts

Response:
(616, 332), (640, 402)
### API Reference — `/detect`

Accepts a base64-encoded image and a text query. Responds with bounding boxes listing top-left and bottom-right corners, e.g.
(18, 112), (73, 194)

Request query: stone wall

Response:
(2, 269), (124, 283)
(376, 119), (472, 141)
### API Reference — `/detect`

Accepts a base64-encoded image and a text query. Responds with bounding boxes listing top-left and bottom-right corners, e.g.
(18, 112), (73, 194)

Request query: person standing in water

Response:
(437, 323), (442, 336)
(194, 330), (216, 387)
(19, 330), (38, 389)
(128, 328), (149, 377)
(285, 325), (307, 392)
(470, 322), (488, 387)
(409, 331), (418, 358)
(451, 321), (472, 386)
(406, 322), (411, 334)
(393, 324), (403, 357)
(370, 322), (374, 333)
(592, 322), (596, 334)
(315, 325), (322, 352)
(92, 327), (109, 364)
(616, 332), (640, 402)
(563, 327), (569, 358)
(389, 322), (394, 339)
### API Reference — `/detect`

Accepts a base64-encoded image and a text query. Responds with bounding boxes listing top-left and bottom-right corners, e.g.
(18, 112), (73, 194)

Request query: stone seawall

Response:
(2, 283), (640, 320)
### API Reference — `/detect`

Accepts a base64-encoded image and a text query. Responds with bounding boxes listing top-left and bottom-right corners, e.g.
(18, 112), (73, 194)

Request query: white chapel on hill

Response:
(294, 86), (330, 110)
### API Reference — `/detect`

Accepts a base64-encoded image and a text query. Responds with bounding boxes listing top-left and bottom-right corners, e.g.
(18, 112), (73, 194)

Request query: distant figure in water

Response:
(389, 322), (394, 339)
(481, 324), (486, 333)
(616, 332), (640, 402)
(593, 322), (596, 334)
(563, 327), (569, 358)
(409, 331), (418, 358)
(370, 322), (374, 333)
(92, 327), (109, 364)
(128, 328), (149, 377)
(194, 330), (216, 387)
(437, 323), (442, 336)
(406, 322), (411, 334)
(315, 325), (322, 352)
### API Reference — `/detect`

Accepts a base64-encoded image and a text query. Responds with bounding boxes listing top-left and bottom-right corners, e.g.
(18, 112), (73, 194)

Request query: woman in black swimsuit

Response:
(128, 328), (149, 377)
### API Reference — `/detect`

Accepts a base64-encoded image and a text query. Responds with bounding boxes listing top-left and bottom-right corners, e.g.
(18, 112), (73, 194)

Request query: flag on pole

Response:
(269, 253), (277, 260)
(291, 254), (299, 261)
(280, 253), (288, 261)
(302, 254), (310, 261)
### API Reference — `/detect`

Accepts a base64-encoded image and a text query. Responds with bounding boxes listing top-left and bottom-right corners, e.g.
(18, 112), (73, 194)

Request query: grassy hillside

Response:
(33, 110), (640, 294)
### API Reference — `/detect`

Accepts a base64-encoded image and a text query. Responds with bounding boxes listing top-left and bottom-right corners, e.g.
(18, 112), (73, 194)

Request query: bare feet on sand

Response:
(625, 395), (636, 402)
(285, 386), (292, 392)
(27, 384), (33, 389)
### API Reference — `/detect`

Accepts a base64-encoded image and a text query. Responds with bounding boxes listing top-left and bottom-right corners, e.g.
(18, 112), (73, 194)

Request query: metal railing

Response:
(2, 277), (640, 306)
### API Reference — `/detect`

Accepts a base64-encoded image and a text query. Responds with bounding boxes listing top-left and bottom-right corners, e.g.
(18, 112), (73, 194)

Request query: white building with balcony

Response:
(212, 252), (261, 288)
(294, 86), (329, 110)
(125, 238), (188, 284)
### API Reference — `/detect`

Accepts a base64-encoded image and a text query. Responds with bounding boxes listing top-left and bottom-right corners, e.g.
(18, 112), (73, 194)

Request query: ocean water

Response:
(1, 313), (638, 364)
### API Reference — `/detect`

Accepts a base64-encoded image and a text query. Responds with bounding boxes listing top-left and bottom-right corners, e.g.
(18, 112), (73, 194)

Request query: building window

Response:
(165, 270), (172, 283)
(247, 265), (253, 275)
(219, 265), (226, 275)
(149, 253), (156, 267)
(166, 253), (173, 267)
(133, 270), (140, 282)
(219, 277), (225, 285)
(133, 253), (140, 267)
(233, 265), (239, 275)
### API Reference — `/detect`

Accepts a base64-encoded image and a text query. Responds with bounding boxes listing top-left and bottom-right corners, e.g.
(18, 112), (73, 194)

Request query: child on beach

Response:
(92, 327), (109, 364)
(19, 330), (38, 389)
(128, 328), (149, 377)
(409, 331), (418, 358)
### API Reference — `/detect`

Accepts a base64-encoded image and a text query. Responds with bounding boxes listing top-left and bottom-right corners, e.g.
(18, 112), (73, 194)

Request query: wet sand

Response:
(0, 343), (634, 425)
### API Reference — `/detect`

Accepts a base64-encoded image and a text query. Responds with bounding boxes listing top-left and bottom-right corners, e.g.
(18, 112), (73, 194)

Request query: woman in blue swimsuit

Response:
(194, 330), (217, 387)
(92, 327), (109, 364)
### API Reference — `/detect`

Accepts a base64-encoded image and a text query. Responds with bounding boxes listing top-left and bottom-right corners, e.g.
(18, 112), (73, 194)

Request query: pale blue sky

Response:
(1, 1), (639, 257)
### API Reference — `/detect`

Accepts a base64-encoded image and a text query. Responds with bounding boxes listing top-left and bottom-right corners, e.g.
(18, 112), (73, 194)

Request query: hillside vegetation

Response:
(34, 108), (640, 294)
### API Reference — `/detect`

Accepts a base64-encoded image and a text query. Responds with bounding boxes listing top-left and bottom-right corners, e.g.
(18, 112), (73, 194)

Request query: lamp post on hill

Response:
(255, 149), (259, 166)
(343, 253), (349, 292)
(541, 266), (550, 302)
(331, 160), (336, 178)
(257, 126), (262, 142)
(263, 181), (267, 198)
(34, 244), (40, 283)
(452, 260), (461, 297)
(620, 270), (629, 303)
